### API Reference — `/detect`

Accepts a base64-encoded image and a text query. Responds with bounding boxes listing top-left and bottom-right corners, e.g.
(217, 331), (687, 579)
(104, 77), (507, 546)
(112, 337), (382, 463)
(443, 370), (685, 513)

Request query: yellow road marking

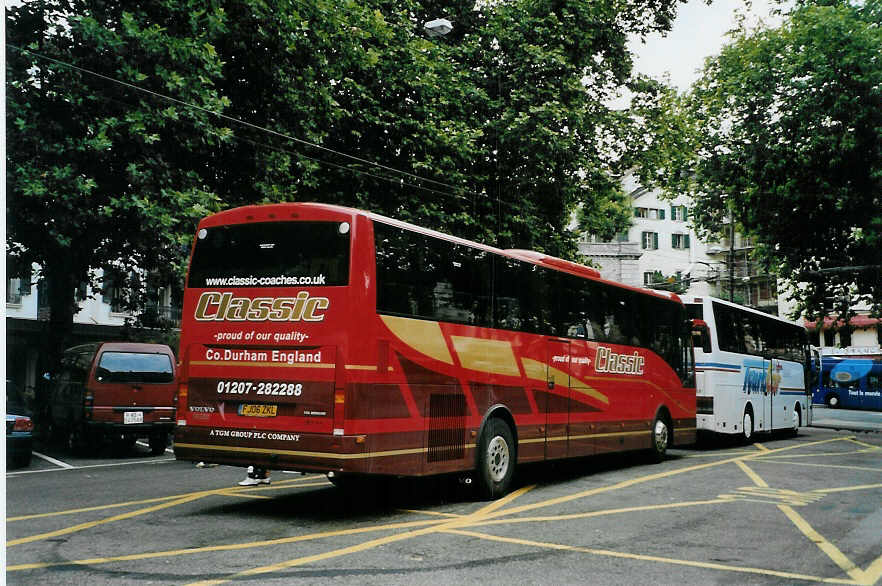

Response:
(756, 460), (882, 473)
(7, 493), (210, 547)
(186, 485), (535, 586)
(6, 476), (318, 522)
(779, 504), (866, 583)
(442, 529), (858, 585)
(471, 499), (731, 526)
(756, 450), (875, 460)
(754, 442), (770, 452)
(6, 519), (448, 572)
(845, 438), (882, 451)
(813, 483), (882, 494)
(736, 460), (769, 487)
(469, 436), (851, 524)
(397, 509), (464, 518)
(736, 457), (867, 583)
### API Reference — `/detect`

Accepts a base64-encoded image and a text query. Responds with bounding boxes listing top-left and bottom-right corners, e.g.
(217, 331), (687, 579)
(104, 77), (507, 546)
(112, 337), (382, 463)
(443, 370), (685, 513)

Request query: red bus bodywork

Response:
(174, 203), (696, 481)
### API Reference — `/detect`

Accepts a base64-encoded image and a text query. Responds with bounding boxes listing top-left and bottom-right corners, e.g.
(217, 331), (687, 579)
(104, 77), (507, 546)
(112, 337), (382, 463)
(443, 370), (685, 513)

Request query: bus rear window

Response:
(96, 352), (174, 383)
(188, 221), (350, 288)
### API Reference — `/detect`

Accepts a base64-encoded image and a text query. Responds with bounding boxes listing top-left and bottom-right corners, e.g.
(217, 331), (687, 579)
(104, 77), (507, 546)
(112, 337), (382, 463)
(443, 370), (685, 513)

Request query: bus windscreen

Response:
(187, 221), (350, 288)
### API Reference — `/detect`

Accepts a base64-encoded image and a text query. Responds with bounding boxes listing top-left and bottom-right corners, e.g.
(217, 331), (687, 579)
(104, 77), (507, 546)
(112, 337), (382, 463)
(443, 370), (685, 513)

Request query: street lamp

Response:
(424, 18), (453, 37)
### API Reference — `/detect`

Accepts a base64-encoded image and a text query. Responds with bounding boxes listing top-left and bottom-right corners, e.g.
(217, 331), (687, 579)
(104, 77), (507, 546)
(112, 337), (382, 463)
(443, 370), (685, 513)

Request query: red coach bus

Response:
(174, 203), (696, 498)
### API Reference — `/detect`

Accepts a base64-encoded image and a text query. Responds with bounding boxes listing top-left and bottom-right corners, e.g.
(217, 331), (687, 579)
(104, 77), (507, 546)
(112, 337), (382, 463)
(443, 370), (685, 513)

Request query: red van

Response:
(48, 342), (177, 455)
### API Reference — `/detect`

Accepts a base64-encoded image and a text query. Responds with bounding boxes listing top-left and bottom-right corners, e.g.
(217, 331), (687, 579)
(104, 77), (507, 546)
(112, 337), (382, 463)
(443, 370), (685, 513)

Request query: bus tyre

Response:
(477, 418), (515, 500)
(741, 408), (754, 444)
(826, 393), (840, 408)
(649, 414), (670, 463)
(790, 405), (801, 437)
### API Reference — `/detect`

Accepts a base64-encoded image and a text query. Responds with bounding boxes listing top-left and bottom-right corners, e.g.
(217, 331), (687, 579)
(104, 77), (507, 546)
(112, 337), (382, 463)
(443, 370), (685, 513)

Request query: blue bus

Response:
(812, 355), (882, 410)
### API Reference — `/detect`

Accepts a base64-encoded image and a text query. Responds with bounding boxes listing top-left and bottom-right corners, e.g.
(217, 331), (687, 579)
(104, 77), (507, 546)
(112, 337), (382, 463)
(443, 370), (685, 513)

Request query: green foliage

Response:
(6, 1), (230, 363)
(7, 0), (693, 370)
(646, 270), (689, 295)
(645, 0), (882, 318)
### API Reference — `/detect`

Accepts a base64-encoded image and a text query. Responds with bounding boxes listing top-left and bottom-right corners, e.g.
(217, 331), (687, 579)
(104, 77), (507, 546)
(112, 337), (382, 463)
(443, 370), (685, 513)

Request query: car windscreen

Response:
(95, 352), (175, 383)
(187, 221), (350, 288)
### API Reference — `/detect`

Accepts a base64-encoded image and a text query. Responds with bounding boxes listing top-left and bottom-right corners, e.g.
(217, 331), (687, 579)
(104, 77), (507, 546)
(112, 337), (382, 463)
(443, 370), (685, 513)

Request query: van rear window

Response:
(96, 352), (174, 383)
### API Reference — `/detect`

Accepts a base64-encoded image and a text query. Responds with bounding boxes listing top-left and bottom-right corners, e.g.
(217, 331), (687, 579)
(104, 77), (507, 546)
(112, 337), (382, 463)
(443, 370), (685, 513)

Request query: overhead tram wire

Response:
(7, 43), (489, 205)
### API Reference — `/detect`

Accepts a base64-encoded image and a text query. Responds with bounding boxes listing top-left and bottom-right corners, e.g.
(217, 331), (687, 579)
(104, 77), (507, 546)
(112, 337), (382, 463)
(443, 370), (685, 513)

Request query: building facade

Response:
(579, 177), (779, 314)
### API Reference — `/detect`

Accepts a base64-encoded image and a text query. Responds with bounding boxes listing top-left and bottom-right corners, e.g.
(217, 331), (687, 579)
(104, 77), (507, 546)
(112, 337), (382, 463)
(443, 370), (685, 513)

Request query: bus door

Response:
(545, 339), (570, 461)
(762, 357), (780, 431)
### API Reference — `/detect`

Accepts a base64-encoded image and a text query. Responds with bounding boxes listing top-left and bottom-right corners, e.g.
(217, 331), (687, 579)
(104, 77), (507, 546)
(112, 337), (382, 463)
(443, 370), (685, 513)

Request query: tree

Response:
(646, 0), (882, 318)
(6, 2), (230, 370)
(7, 0), (692, 378)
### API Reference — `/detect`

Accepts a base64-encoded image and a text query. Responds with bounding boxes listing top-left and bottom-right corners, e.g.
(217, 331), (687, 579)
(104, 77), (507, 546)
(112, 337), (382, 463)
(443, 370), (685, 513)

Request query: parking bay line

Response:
(736, 458), (868, 584)
(442, 529), (858, 585)
(5, 518), (449, 572)
(6, 457), (176, 477)
(185, 485), (536, 586)
(7, 476), (319, 522)
(9, 436), (862, 580)
(31, 451), (74, 469)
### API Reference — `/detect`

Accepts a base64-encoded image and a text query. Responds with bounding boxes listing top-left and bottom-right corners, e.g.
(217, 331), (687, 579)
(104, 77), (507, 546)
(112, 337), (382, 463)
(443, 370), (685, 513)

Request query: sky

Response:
(628, 0), (785, 92)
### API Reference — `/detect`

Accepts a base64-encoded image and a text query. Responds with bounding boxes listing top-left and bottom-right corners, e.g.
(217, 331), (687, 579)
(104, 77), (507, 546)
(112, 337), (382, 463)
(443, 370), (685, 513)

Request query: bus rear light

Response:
(333, 388), (345, 434)
(177, 383), (188, 406)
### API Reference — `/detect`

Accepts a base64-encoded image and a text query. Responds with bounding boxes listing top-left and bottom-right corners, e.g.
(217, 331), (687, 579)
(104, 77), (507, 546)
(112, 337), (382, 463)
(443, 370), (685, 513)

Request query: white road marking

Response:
(32, 451), (74, 469)
(6, 457), (175, 477)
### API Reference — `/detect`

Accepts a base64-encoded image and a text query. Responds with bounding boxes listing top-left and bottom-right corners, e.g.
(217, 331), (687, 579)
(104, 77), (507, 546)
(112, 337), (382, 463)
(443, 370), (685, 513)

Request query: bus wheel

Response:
(790, 405), (801, 437)
(477, 418), (515, 500)
(741, 408), (754, 444)
(649, 414), (670, 463)
(826, 393), (840, 408)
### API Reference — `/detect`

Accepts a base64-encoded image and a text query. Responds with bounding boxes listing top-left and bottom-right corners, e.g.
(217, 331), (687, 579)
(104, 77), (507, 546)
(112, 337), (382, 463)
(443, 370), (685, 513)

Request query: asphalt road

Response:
(6, 424), (882, 585)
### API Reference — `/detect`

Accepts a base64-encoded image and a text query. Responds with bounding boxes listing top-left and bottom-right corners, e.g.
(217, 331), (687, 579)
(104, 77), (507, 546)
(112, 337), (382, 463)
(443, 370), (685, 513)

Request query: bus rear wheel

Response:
(741, 408), (754, 444)
(476, 418), (515, 500)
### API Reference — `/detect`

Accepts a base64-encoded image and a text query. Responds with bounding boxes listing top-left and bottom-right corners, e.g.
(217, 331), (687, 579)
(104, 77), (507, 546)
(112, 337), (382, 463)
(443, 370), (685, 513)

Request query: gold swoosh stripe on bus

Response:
(450, 336), (521, 377)
(189, 361), (335, 369)
(174, 442), (474, 460)
(521, 358), (609, 405)
(379, 315), (454, 365)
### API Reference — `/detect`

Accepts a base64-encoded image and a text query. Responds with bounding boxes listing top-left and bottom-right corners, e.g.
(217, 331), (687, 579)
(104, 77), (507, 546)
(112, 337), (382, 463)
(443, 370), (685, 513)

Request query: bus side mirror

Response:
(689, 319), (712, 353)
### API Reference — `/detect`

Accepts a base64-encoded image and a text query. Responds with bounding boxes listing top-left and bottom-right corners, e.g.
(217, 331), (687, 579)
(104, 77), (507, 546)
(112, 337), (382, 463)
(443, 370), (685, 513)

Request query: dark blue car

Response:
(6, 380), (34, 468)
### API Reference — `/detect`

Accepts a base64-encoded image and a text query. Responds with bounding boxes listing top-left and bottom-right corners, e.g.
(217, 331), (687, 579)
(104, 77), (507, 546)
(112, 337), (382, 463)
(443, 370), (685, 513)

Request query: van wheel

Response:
(67, 428), (89, 455)
(476, 418), (515, 500)
(149, 432), (168, 455)
(741, 408), (754, 444)
(826, 393), (840, 408)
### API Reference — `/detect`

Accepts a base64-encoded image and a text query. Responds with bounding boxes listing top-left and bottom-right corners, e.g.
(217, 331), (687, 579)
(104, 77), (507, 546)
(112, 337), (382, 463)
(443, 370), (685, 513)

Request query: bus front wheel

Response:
(649, 413), (670, 463)
(826, 393), (840, 408)
(476, 418), (515, 500)
(741, 407), (754, 444)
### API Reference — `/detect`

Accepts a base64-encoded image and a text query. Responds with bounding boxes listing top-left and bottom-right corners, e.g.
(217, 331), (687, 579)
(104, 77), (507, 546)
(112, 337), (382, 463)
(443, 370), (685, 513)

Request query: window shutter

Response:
(660, 208), (665, 220)
(672, 234), (677, 248)
(685, 234), (691, 249)
(683, 207), (689, 221)
(653, 232), (659, 249)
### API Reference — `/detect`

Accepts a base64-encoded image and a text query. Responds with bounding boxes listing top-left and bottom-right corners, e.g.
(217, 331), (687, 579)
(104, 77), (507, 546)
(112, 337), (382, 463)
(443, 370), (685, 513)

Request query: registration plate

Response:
(124, 411), (144, 424)
(238, 404), (278, 417)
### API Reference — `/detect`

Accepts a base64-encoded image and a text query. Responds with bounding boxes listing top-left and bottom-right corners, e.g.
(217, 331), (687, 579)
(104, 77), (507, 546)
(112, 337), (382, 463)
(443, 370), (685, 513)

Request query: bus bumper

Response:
(173, 425), (371, 473)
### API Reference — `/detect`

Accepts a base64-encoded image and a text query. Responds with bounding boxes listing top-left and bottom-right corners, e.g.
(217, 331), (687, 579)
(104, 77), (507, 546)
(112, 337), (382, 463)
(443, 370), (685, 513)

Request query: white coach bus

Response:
(683, 296), (811, 441)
